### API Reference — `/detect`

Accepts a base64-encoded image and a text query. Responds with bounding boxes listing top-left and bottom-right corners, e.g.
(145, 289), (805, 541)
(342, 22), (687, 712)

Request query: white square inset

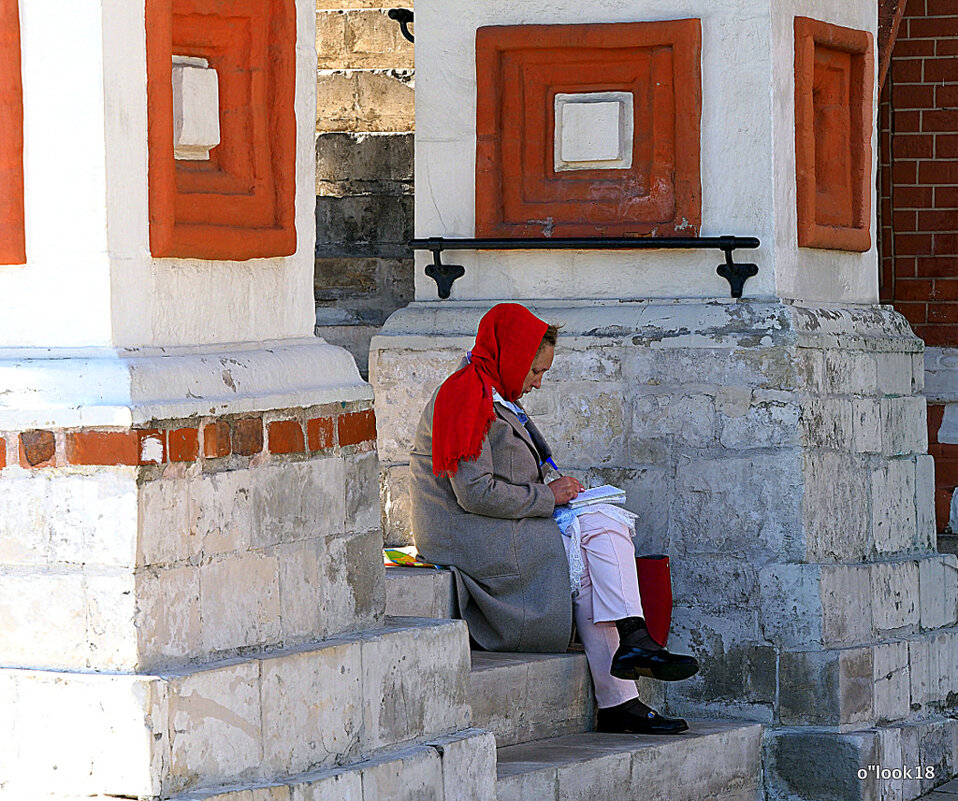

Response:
(554, 92), (634, 172)
(172, 56), (220, 161)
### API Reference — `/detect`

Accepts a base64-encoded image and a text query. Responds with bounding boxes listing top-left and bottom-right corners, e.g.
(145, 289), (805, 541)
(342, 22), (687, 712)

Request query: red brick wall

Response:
(879, 0), (958, 343)
(880, 0), (958, 533)
(926, 403), (958, 530)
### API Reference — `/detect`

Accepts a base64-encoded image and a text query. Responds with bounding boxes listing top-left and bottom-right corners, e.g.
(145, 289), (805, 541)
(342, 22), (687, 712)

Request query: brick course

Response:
(0, 406), (375, 473)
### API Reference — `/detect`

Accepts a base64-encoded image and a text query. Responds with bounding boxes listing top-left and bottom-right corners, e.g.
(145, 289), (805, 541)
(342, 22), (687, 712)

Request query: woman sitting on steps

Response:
(409, 303), (699, 735)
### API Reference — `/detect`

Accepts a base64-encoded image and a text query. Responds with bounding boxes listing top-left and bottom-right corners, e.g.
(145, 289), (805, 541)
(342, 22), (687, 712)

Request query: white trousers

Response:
(571, 509), (644, 709)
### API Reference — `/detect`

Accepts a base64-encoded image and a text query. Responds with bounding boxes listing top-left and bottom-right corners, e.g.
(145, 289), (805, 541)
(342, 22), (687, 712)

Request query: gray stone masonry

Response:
(314, 4), (416, 379)
(371, 298), (958, 800)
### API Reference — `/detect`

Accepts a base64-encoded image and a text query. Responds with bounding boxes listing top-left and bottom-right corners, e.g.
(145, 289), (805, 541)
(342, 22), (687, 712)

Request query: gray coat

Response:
(409, 384), (573, 652)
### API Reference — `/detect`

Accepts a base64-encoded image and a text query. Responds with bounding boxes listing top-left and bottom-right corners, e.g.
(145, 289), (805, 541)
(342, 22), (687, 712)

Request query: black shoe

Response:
(610, 645), (700, 682)
(596, 699), (689, 735)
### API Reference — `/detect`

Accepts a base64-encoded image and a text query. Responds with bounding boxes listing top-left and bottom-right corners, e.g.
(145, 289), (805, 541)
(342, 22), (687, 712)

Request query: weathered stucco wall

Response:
(0, 0), (317, 349)
(412, 0), (878, 305)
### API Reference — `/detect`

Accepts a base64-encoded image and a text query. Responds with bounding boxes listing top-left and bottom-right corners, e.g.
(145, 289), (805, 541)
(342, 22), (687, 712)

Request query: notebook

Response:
(566, 484), (626, 509)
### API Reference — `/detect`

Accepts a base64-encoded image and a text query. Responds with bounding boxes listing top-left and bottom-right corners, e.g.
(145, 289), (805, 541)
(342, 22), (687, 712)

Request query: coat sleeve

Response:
(448, 434), (556, 520)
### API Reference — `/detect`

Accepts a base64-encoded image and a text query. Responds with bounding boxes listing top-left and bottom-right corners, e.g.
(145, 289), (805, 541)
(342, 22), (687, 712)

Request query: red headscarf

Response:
(432, 303), (548, 477)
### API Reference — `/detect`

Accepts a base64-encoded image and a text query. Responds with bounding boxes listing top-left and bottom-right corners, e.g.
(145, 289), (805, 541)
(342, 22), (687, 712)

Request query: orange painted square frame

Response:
(476, 20), (702, 239)
(0, 0), (25, 265)
(146, 0), (297, 260)
(794, 16), (874, 252)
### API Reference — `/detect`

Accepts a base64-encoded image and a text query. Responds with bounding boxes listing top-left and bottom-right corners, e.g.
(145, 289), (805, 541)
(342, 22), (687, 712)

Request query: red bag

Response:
(635, 554), (672, 647)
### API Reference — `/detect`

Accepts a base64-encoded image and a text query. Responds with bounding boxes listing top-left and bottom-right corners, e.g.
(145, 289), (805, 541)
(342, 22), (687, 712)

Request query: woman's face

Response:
(521, 344), (554, 396)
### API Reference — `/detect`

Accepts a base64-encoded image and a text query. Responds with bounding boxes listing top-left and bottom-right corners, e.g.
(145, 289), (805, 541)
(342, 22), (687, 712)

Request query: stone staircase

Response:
(3, 617), (496, 801)
(385, 566), (765, 801)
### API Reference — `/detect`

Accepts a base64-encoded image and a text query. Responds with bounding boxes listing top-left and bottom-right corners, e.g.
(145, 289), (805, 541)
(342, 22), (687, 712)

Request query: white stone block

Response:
(0, 471), (139, 569)
(168, 661), (263, 794)
(908, 636), (936, 712)
(322, 529), (384, 636)
(820, 565), (872, 648)
(872, 641), (910, 725)
(361, 620), (470, 750)
(881, 396), (928, 457)
(345, 450), (381, 534)
(172, 58), (220, 160)
(275, 538), (325, 641)
(919, 555), (958, 632)
(0, 572), (88, 668)
(138, 475), (195, 566)
(292, 769), (362, 801)
(260, 641), (363, 775)
(554, 92), (633, 171)
(0, 670), (167, 797)
(876, 352), (915, 397)
(136, 565), (202, 669)
(871, 459), (917, 556)
(386, 567), (456, 618)
(369, 346), (464, 465)
(823, 350), (878, 395)
(199, 552), (281, 653)
(558, 747), (631, 801)
(190, 468), (253, 559)
(851, 398), (882, 453)
(250, 459), (346, 548)
(800, 396), (854, 449)
(549, 385), (630, 464)
(802, 452), (869, 562)
(359, 744), (443, 801)
(719, 398), (800, 449)
(917, 454), (937, 549)
(428, 729), (498, 801)
(877, 726), (905, 801)
(871, 561), (920, 634)
(632, 392), (714, 449)
(85, 571), (139, 670)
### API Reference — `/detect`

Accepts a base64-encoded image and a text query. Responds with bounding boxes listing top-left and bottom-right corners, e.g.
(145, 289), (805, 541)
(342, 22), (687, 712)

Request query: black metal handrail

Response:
(410, 236), (761, 299)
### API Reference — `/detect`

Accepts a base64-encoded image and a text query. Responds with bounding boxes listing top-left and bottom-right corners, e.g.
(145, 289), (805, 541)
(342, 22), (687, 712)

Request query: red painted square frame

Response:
(476, 20), (702, 239)
(146, 0), (297, 260)
(0, 0), (25, 265)
(794, 16), (874, 252)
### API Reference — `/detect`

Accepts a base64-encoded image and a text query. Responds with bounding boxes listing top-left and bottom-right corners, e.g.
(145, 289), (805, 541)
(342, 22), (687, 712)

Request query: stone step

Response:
(166, 728), (497, 801)
(496, 721), (763, 801)
(469, 650), (666, 748)
(0, 617), (470, 800)
(766, 716), (958, 801)
(469, 651), (595, 748)
(917, 776), (958, 799)
(385, 565), (456, 618)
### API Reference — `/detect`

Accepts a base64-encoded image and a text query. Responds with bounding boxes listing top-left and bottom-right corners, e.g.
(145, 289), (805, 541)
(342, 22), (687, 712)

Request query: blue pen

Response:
(546, 457), (561, 475)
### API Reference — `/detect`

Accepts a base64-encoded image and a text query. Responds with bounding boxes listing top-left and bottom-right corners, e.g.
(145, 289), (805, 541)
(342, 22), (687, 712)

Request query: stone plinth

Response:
(371, 299), (958, 800)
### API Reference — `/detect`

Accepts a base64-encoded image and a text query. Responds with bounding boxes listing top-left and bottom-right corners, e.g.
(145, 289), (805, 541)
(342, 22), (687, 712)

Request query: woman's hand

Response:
(549, 476), (586, 505)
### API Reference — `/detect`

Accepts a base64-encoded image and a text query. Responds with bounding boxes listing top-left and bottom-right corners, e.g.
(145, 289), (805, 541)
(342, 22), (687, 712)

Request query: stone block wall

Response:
(0, 403), (383, 673)
(371, 299), (958, 799)
(314, 1), (415, 377)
